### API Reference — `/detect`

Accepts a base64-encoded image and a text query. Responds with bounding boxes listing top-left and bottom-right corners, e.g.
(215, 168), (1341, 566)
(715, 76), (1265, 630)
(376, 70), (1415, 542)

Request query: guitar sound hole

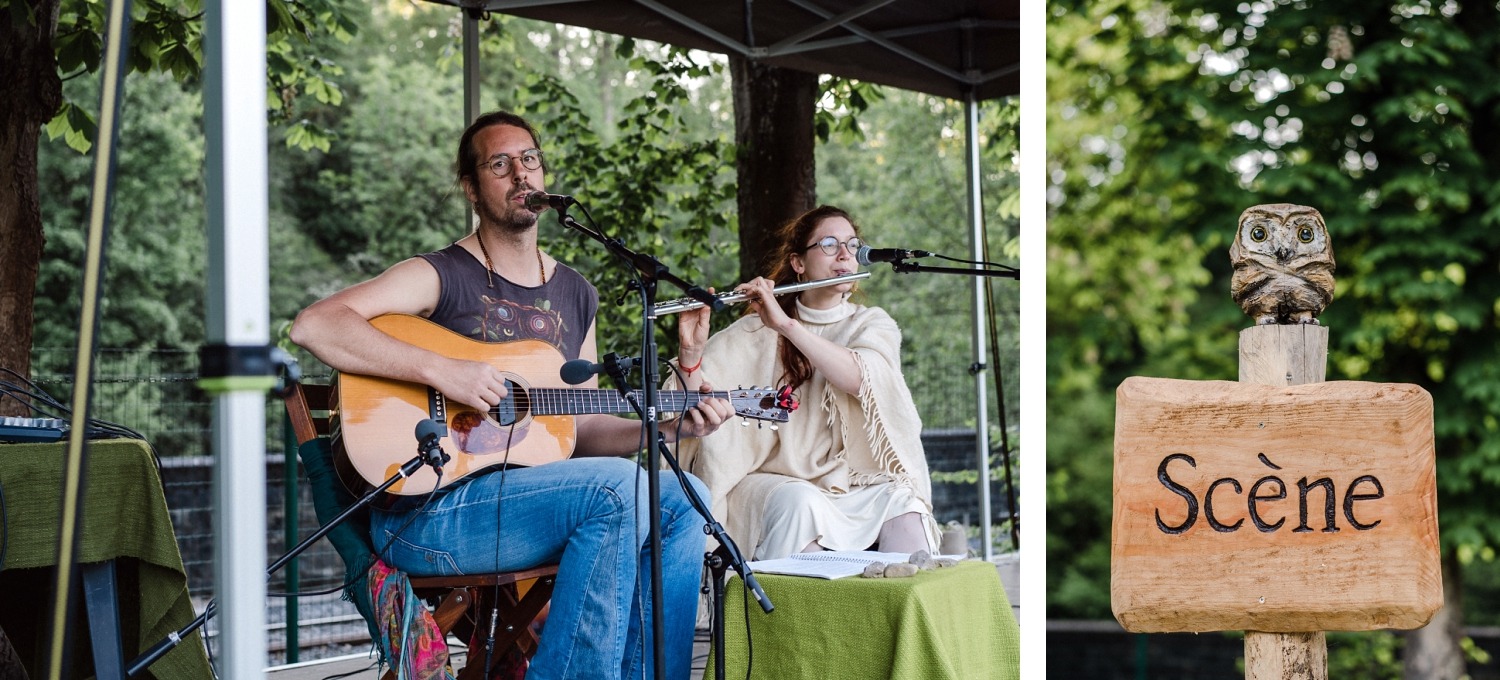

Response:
(493, 379), (529, 426)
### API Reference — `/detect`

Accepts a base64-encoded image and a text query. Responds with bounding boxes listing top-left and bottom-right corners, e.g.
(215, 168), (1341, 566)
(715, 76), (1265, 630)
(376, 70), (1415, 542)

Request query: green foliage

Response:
(505, 40), (738, 355)
(40, 0), (359, 153)
(1325, 631), (1402, 680)
(27, 1), (1020, 475)
(43, 101), (96, 153)
(34, 72), (207, 354)
(1047, 0), (1500, 629)
(816, 77), (885, 142)
(818, 91), (1019, 430)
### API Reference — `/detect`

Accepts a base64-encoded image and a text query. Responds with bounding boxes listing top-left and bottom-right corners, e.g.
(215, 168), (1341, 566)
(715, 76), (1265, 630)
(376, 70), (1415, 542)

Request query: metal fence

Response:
(1047, 620), (1500, 679)
(28, 346), (1017, 665)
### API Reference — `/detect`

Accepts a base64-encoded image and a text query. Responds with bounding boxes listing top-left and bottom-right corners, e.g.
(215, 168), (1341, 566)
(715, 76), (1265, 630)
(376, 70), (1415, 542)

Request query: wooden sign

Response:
(1111, 377), (1441, 633)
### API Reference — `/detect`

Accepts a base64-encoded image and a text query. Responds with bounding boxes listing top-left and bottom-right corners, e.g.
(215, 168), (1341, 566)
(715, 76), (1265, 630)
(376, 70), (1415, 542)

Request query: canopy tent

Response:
(425, 0), (1018, 101)
(424, 0), (1020, 555)
(194, 1), (1020, 675)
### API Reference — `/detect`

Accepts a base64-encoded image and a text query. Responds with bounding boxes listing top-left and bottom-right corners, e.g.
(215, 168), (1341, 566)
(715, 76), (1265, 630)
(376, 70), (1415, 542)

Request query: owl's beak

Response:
(1275, 246), (1292, 261)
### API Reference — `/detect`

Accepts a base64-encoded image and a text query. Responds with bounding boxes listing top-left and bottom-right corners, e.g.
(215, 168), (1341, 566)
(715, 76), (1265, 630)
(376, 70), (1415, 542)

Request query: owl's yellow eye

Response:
(1298, 227), (1314, 243)
(1250, 226), (1268, 242)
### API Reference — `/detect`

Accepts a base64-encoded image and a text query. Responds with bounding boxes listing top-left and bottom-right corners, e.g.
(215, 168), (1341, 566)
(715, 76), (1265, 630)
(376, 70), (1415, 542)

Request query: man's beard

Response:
(475, 185), (538, 233)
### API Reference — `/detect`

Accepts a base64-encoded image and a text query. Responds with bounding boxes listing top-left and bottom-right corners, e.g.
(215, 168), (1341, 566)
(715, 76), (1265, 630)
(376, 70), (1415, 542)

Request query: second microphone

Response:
(560, 353), (641, 385)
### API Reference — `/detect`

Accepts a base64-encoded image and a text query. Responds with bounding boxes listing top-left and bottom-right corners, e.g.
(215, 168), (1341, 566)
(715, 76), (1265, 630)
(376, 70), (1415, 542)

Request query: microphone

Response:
(560, 353), (641, 385)
(415, 418), (444, 445)
(855, 245), (933, 266)
(414, 418), (447, 468)
(524, 190), (576, 212)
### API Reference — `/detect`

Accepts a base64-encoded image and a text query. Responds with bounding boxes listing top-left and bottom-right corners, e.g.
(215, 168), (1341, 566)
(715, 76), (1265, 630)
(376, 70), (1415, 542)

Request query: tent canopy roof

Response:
(426, 0), (1017, 101)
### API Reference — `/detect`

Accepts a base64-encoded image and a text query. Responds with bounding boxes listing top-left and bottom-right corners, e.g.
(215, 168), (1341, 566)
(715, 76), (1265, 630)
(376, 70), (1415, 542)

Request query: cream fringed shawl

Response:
(672, 300), (933, 556)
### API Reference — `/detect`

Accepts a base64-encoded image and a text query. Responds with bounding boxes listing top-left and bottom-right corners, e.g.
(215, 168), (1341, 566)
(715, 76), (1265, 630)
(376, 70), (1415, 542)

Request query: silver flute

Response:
(652, 272), (871, 316)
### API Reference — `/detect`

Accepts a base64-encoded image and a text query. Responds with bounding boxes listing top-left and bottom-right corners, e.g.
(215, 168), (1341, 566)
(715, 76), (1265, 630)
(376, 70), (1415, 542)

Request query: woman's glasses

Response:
(477, 149), (544, 178)
(803, 236), (863, 256)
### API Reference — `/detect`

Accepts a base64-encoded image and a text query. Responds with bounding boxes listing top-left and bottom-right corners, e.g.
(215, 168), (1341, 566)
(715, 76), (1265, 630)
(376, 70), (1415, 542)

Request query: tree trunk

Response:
(729, 56), (817, 281)
(1403, 550), (1465, 679)
(0, 1), (63, 414)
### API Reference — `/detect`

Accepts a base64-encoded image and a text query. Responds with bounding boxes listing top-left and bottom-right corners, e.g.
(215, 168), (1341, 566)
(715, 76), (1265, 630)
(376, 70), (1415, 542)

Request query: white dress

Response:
(674, 299), (940, 560)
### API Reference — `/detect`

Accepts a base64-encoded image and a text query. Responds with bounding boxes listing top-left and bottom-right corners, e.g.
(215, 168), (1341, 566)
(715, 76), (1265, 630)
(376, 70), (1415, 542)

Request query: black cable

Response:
(979, 226), (1019, 550)
(267, 465), (446, 600)
(0, 371), (156, 464)
(606, 250), (657, 680)
(660, 360), (758, 680)
(317, 658), (379, 680)
(629, 289), (651, 680)
(928, 252), (1018, 273)
(741, 581), (752, 680)
(480, 420), (518, 677)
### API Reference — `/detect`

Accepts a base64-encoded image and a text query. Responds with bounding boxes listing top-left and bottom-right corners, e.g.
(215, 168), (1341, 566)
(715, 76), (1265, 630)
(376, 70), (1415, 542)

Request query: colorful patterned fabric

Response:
(368, 559), (456, 680)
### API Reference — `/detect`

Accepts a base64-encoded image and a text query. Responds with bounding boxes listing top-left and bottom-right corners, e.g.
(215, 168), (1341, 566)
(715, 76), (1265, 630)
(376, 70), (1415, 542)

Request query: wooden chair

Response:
(284, 382), (557, 680)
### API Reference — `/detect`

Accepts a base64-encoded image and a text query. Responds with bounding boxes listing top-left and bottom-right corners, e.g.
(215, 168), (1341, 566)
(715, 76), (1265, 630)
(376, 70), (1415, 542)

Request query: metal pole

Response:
(282, 417), (300, 663)
(47, 1), (131, 677)
(463, 12), (483, 125)
(204, 1), (270, 675)
(964, 92), (993, 560)
(463, 10), (482, 233)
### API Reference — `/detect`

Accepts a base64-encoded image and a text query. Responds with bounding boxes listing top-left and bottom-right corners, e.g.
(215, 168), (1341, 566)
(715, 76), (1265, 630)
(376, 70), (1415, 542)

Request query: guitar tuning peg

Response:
(769, 424), (778, 431)
(740, 419), (750, 427)
(757, 421), (764, 429)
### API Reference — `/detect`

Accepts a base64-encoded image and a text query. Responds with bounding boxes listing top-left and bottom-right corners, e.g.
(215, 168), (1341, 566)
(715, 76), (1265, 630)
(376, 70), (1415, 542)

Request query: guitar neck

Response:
(525, 389), (724, 417)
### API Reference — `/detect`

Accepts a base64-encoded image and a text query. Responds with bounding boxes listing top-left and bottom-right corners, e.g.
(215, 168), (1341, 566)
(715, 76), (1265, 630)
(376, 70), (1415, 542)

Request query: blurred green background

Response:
(1048, 0), (1500, 676)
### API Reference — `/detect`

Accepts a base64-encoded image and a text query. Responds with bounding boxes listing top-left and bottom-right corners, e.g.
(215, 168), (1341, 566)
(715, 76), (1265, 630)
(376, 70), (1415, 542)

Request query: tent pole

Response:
(463, 11), (482, 125)
(204, 1), (270, 675)
(463, 10), (482, 233)
(964, 92), (993, 561)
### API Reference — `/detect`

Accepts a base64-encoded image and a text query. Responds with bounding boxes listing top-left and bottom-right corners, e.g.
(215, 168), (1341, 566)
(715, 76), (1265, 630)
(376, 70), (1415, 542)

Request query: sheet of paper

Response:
(746, 550), (965, 579)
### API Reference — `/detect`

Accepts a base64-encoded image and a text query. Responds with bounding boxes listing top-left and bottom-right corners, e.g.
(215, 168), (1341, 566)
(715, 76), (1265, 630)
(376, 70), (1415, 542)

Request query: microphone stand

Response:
(125, 425), (450, 677)
(597, 360), (774, 680)
(655, 442), (772, 680)
(888, 260), (1019, 279)
(550, 205), (725, 680)
(883, 255), (1021, 552)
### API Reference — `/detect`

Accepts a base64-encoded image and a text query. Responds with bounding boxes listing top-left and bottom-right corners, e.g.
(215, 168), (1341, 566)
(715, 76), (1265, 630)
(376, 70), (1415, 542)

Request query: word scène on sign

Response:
(1110, 377), (1441, 634)
(1153, 451), (1385, 535)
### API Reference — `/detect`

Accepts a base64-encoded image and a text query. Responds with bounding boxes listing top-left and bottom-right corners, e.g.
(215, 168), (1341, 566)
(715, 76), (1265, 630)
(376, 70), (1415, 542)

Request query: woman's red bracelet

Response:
(681, 356), (703, 376)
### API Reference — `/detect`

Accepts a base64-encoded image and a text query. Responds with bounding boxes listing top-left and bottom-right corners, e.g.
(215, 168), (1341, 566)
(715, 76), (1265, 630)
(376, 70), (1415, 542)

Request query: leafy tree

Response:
(1049, 0), (1500, 675)
(271, 8), (741, 356)
(34, 71), (206, 354)
(0, 0), (357, 415)
(818, 92), (1020, 430)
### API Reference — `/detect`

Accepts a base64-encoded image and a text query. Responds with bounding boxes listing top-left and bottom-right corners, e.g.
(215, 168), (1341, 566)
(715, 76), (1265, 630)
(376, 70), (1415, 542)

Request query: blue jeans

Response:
(370, 457), (708, 680)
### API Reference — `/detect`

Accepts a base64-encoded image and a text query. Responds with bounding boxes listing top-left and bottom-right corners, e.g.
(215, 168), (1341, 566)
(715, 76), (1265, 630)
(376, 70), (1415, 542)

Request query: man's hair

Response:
(455, 111), (545, 186)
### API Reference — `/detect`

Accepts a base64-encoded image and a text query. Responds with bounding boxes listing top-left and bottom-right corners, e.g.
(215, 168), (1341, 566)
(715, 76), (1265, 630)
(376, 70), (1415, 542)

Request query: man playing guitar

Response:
(290, 110), (732, 680)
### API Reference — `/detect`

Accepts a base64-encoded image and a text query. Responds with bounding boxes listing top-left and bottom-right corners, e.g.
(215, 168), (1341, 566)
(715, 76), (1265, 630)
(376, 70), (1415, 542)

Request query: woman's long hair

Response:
(759, 205), (861, 392)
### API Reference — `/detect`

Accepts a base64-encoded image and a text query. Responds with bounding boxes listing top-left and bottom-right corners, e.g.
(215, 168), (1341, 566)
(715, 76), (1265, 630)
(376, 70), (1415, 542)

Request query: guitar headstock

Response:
(728, 386), (796, 424)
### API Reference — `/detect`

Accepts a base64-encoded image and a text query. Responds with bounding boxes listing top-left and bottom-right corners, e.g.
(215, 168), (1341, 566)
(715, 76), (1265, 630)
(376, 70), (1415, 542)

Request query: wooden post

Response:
(1240, 324), (1330, 679)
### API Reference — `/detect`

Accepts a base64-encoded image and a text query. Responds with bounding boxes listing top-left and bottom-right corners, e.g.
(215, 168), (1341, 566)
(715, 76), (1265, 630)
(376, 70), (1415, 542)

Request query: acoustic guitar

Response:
(330, 314), (795, 496)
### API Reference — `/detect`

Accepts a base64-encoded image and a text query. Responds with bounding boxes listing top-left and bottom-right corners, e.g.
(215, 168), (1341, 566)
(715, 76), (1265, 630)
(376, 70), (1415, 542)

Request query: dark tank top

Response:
(419, 242), (597, 359)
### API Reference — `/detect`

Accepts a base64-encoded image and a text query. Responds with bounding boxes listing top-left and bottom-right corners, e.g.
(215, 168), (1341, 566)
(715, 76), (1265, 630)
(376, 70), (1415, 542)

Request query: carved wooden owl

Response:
(1229, 204), (1336, 325)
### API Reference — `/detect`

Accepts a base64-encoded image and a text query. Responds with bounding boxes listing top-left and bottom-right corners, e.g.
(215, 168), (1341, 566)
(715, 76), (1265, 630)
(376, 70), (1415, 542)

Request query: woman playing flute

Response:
(671, 205), (940, 560)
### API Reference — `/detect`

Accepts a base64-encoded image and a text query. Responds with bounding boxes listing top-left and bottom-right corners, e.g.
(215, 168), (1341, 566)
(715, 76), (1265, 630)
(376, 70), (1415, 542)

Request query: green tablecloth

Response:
(722, 560), (1020, 679)
(0, 439), (213, 679)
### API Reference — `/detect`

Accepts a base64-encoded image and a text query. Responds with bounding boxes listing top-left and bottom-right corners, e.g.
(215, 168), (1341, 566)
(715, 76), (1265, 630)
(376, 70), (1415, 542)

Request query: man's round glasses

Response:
(478, 149), (544, 178)
(804, 236), (864, 256)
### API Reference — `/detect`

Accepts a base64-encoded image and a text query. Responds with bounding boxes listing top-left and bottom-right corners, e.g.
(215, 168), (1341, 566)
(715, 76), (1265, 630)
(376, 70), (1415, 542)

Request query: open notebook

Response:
(746, 550), (966, 580)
